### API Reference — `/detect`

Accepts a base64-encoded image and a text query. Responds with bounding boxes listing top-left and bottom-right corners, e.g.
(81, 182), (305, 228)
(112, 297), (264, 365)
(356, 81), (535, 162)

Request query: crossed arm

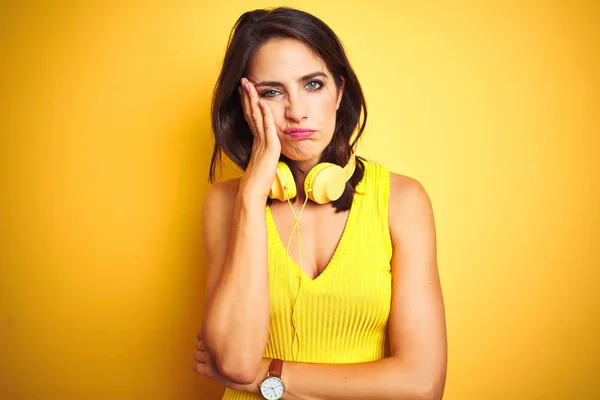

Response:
(194, 174), (447, 399)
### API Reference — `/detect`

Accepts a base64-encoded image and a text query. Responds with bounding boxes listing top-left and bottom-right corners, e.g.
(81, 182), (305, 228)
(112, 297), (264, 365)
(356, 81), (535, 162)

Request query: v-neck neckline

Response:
(265, 179), (365, 290)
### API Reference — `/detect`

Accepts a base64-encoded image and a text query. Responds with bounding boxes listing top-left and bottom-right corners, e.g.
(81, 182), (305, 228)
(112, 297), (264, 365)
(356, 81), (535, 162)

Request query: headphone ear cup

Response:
(304, 163), (345, 204)
(269, 162), (297, 201)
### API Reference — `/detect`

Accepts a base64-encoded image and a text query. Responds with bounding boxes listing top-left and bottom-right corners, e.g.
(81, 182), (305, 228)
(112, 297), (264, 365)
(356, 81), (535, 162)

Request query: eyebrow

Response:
(253, 72), (328, 88)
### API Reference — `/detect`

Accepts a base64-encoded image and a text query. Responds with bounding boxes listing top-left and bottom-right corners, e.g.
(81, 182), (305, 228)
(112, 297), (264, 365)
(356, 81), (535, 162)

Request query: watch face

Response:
(260, 376), (285, 400)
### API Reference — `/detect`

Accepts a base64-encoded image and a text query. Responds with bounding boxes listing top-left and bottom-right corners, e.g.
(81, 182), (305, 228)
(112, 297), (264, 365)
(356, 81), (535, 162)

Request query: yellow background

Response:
(1, 1), (598, 399)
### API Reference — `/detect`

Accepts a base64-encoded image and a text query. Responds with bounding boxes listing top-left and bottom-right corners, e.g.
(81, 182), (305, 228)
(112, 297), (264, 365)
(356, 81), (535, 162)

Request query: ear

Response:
(336, 76), (345, 110)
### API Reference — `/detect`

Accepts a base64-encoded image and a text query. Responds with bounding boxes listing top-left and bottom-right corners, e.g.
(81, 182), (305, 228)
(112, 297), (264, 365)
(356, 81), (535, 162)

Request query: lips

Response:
(284, 127), (316, 139)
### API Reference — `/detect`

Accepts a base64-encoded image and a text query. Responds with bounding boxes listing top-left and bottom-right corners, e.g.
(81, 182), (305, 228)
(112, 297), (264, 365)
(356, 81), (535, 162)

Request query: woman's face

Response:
(247, 37), (344, 166)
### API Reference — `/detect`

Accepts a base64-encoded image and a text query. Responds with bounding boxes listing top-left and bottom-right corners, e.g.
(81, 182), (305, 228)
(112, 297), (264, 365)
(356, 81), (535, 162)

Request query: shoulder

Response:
(355, 156), (388, 188)
(202, 178), (242, 228)
(357, 157), (429, 202)
(358, 156), (427, 200)
(388, 172), (435, 240)
(389, 172), (430, 206)
(203, 177), (241, 203)
(357, 156), (382, 173)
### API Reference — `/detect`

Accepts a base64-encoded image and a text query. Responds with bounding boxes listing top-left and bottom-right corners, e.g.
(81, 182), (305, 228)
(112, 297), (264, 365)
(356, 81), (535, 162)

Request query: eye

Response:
(259, 89), (280, 98)
(305, 80), (323, 90)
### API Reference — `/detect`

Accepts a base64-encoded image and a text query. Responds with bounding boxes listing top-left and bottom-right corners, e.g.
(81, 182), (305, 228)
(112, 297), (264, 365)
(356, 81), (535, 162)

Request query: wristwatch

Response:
(259, 359), (285, 399)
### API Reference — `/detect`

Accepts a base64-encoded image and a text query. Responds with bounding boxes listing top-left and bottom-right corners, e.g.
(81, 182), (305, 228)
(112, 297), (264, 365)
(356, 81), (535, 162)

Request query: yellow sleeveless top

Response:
(222, 159), (392, 399)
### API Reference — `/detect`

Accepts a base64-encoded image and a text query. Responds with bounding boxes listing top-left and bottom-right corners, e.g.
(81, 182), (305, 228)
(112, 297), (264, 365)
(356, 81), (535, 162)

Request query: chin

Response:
(280, 137), (331, 163)
(281, 146), (323, 164)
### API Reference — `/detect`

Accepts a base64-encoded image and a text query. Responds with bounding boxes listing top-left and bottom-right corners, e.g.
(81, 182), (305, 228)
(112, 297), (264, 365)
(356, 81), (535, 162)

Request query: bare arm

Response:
(201, 78), (282, 385)
(242, 175), (448, 399)
(200, 180), (271, 385)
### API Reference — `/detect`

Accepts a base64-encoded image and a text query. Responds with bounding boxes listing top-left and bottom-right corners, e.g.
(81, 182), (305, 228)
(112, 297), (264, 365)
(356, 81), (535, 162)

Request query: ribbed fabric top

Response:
(222, 159), (392, 400)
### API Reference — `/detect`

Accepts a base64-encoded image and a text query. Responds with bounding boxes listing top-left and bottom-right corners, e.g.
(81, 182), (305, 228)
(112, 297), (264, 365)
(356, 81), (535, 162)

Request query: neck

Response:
(293, 156), (321, 175)
(286, 155), (321, 205)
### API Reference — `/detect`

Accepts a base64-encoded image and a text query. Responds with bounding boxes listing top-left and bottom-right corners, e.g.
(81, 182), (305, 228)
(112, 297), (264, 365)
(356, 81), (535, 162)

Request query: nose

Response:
(284, 94), (308, 123)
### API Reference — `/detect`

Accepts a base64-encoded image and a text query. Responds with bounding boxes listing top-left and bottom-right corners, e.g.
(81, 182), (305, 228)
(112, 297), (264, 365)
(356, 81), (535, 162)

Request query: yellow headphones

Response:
(268, 153), (356, 204)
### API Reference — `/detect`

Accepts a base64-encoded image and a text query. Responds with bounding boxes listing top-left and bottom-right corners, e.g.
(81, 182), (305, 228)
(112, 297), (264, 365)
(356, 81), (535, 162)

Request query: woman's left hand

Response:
(193, 333), (260, 395)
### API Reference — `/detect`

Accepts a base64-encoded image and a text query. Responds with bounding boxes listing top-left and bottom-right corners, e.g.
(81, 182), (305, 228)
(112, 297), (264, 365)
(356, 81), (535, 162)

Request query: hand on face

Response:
(238, 77), (282, 199)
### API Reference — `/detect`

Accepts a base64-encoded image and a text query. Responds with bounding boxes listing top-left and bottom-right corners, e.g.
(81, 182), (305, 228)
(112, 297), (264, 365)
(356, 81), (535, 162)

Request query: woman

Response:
(193, 7), (447, 400)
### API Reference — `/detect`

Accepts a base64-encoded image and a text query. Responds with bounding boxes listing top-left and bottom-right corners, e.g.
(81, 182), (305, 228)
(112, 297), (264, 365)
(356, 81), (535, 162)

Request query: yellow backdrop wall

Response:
(1, 1), (598, 399)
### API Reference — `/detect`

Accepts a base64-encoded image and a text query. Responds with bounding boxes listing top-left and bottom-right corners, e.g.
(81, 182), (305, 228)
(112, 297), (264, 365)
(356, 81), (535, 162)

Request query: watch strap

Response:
(268, 358), (283, 378)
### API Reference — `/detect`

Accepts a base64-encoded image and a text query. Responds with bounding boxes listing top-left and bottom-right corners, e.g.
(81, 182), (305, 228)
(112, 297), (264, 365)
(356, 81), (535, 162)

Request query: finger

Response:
(245, 79), (266, 141)
(193, 362), (208, 376)
(193, 361), (219, 383)
(259, 100), (278, 147)
(241, 80), (258, 135)
(194, 350), (209, 363)
(196, 331), (202, 341)
(197, 340), (206, 351)
(239, 80), (252, 126)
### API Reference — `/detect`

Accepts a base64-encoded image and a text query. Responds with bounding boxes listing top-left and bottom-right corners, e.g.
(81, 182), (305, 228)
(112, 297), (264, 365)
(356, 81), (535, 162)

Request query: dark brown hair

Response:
(209, 7), (368, 211)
